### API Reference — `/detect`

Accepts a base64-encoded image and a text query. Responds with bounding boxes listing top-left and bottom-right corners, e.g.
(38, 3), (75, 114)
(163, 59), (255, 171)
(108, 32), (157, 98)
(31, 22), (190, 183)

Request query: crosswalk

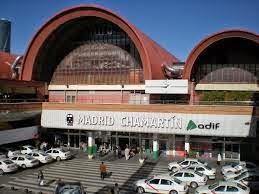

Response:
(1, 157), (169, 194)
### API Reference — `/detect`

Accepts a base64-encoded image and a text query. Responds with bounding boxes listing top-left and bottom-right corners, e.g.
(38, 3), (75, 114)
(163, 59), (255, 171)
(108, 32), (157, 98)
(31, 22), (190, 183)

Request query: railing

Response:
(49, 99), (258, 106)
(0, 98), (46, 103)
(0, 102), (42, 112)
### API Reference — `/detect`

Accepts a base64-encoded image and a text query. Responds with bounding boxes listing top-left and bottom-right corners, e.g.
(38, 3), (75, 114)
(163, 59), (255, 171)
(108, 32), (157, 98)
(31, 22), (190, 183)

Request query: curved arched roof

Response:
(183, 30), (259, 80)
(21, 5), (178, 81)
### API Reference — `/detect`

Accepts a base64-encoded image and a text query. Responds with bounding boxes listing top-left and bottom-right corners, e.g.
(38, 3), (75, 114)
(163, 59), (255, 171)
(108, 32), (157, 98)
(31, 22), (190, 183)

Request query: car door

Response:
(213, 185), (226, 194)
(159, 179), (173, 193)
(145, 178), (160, 193)
(226, 185), (239, 194)
(46, 150), (53, 157)
(173, 172), (184, 182)
(196, 166), (206, 174)
(10, 156), (18, 164)
(17, 157), (25, 166)
(183, 172), (195, 184)
(52, 150), (60, 159)
(21, 147), (27, 154)
(32, 153), (39, 160)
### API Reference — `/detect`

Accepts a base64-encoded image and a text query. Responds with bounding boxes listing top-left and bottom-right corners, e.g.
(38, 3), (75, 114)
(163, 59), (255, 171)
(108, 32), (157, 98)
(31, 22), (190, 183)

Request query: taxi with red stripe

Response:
(133, 174), (188, 194)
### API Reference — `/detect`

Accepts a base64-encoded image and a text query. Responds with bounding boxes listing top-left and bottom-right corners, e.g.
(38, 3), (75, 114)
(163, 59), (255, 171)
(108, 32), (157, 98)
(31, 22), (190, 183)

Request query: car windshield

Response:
(25, 156), (34, 160)
(173, 178), (182, 184)
(39, 152), (48, 156)
(237, 183), (247, 190)
(178, 160), (184, 164)
(234, 172), (248, 180)
(198, 159), (205, 164)
(3, 160), (13, 165)
(205, 165), (212, 170)
(28, 146), (35, 150)
(194, 171), (204, 177)
(231, 163), (239, 168)
(56, 184), (82, 194)
(208, 182), (219, 190)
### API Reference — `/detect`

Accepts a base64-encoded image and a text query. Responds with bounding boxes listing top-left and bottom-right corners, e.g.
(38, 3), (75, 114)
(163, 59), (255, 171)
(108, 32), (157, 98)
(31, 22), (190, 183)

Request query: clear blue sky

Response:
(1, 0), (259, 61)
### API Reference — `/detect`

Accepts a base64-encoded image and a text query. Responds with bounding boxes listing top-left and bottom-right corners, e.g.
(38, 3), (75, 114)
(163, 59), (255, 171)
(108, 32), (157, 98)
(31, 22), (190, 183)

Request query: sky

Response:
(1, 0), (259, 61)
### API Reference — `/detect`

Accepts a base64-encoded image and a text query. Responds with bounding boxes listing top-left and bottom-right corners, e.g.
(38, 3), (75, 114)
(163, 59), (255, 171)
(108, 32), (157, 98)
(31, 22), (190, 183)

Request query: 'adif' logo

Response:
(186, 120), (219, 130)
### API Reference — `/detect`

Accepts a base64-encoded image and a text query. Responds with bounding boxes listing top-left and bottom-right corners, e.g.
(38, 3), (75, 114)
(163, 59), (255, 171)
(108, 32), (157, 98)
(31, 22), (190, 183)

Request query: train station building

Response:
(0, 5), (259, 161)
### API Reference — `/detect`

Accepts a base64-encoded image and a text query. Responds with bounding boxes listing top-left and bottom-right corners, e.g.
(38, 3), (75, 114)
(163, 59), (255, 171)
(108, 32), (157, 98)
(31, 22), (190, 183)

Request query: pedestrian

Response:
(185, 150), (189, 158)
(113, 183), (120, 194)
(217, 153), (222, 166)
(37, 170), (44, 186)
(99, 161), (107, 180)
(125, 145), (130, 160)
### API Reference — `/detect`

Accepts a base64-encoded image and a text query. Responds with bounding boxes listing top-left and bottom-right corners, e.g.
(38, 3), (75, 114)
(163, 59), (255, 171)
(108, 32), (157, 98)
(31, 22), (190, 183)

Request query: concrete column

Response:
(153, 134), (159, 160)
(67, 129), (70, 147)
(185, 135), (190, 153)
(172, 134), (176, 156)
(88, 132), (93, 159)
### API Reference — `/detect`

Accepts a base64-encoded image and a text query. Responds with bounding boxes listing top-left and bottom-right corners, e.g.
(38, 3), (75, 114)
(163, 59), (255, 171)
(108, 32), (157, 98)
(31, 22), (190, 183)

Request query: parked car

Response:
(54, 181), (86, 194)
(0, 159), (18, 175)
(168, 158), (207, 172)
(223, 167), (255, 180)
(195, 181), (250, 194)
(185, 165), (216, 179)
(170, 169), (208, 188)
(27, 151), (53, 164)
(229, 171), (259, 192)
(0, 152), (6, 159)
(21, 145), (38, 155)
(221, 161), (257, 175)
(46, 148), (72, 161)
(10, 154), (39, 168)
(133, 174), (188, 194)
(5, 147), (21, 158)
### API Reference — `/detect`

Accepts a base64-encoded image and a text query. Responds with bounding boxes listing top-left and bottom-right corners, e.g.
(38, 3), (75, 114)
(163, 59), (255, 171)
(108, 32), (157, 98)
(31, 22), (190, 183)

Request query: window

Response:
(46, 150), (52, 154)
(11, 157), (17, 160)
(184, 173), (194, 177)
(191, 161), (198, 165)
(33, 153), (39, 157)
(226, 186), (238, 192)
(197, 167), (205, 171)
(18, 157), (24, 161)
(237, 183), (247, 190)
(160, 179), (171, 185)
(174, 173), (183, 177)
(214, 186), (225, 192)
(53, 150), (59, 154)
(181, 161), (189, 165)
(188, 167), (195, 170)
(149, 179), (160, 184)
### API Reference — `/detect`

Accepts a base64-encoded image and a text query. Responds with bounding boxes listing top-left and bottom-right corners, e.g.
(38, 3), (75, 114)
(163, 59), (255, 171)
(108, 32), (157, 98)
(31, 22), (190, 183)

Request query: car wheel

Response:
(190, 181), (198, 188)
(0, 169), (4, 175)
(169, 190), (178, 194)
(21, 164), (26, 169)
(56, 156), (61, 161)
(137, 186), (145, 193)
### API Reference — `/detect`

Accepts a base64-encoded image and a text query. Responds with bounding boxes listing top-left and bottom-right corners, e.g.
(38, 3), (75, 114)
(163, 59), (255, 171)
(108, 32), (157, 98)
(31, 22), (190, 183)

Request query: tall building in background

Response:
(0, 18), (11, 53)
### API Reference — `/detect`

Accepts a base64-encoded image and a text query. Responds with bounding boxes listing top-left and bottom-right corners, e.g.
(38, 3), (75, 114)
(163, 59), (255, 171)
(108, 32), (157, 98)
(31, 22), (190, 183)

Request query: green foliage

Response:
(200, 91), (253, 101)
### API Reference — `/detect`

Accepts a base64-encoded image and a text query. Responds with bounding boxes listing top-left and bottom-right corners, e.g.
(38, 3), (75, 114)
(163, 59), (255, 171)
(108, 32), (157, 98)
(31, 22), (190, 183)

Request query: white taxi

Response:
(170, 169), (207, 188)
(168, 158), (207, 172)
(10, 154), (39, 168)
(46, 148), (72, 161)
(221, 161), (256, 175)
(27, 151), (53, 164)
(21, 145), (38, 155)
(195, 181), (250, 194)
(133, 174), (188, 194)
(0, 159), (18, 175)
(186, 165), (216, 179)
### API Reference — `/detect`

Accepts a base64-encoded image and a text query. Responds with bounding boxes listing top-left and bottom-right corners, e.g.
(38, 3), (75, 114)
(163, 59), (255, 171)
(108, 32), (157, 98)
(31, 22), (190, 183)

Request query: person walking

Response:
(217, 153), (222, 166)
(99, 161), (107, 180)
(37, 170), (44, 186)
(113, 183), (120, 194)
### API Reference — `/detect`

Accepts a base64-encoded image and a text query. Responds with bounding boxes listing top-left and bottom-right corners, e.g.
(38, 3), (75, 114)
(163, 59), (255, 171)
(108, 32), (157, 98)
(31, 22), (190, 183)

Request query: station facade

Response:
(1, 5), (259, 161)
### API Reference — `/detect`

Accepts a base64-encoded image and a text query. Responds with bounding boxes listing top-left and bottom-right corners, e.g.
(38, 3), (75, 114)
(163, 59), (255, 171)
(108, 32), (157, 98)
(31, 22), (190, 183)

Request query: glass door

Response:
(225, 143), (240, 160)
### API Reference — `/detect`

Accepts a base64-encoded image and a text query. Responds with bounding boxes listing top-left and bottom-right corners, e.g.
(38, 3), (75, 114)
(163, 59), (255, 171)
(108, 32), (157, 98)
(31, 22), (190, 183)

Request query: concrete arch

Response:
(183, 30), (259, 80)
(21, 5), (178, 81)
